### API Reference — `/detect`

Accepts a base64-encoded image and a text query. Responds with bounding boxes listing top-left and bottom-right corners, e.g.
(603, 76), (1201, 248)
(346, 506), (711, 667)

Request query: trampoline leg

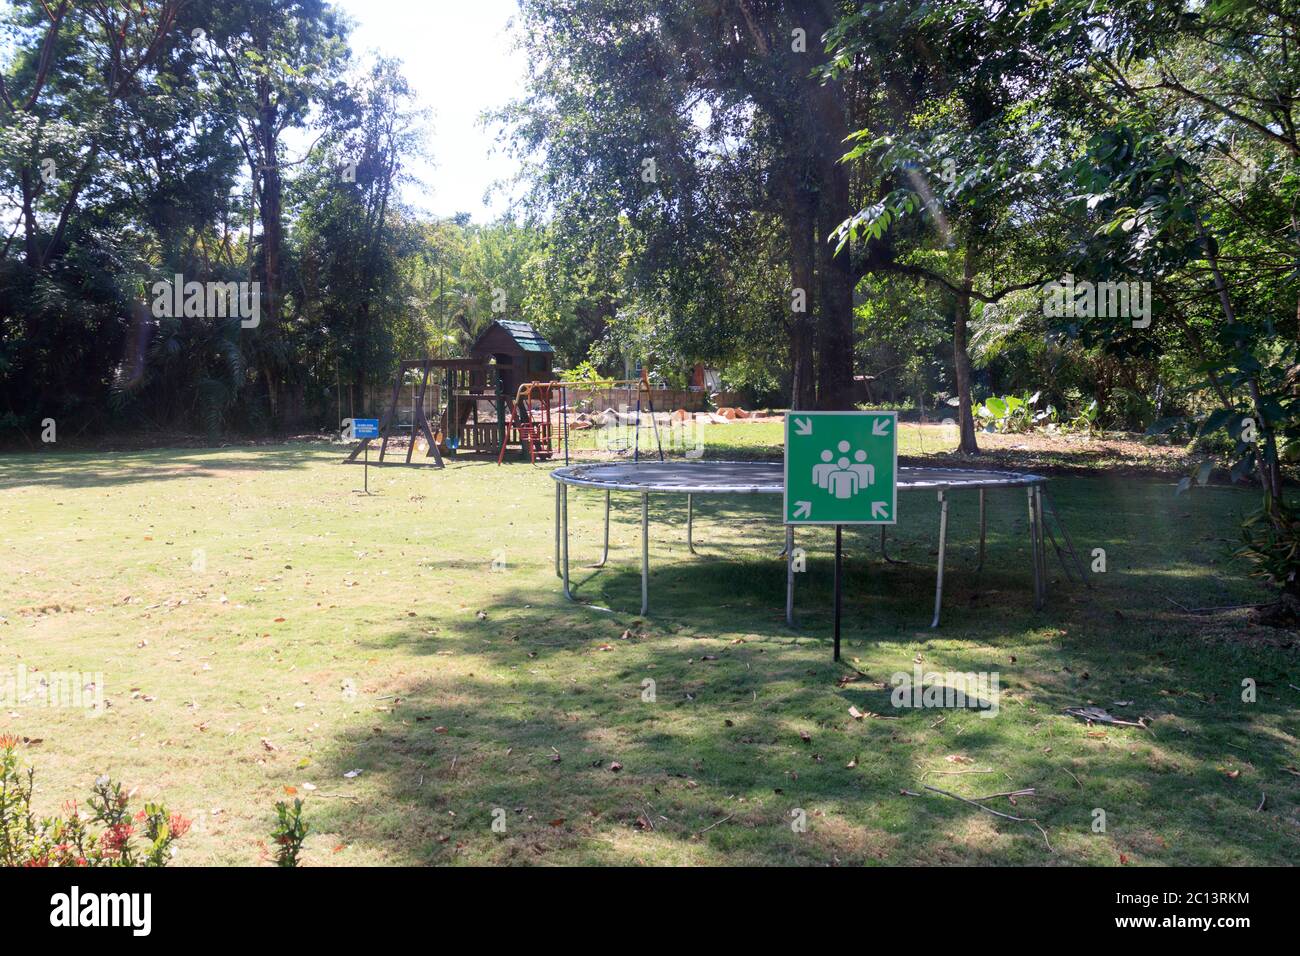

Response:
(588, 490), (610, 569)
(554, 483), (561, 578)
(562, 483), (574, 601)
(977, 489), (987, 573)
(687, 493), (698, 555)
(785, 525), (795, 626)
(931, 490), (949, 629)
(1035, 485), (1048, 607)
(640, 492), (649, 616)
(879, 525), (910, 564)
(1027, 486), (1042, 611)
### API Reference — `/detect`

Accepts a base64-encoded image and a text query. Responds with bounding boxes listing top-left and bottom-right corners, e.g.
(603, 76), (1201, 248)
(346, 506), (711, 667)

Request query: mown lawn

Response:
(0, 427), (1297, 865)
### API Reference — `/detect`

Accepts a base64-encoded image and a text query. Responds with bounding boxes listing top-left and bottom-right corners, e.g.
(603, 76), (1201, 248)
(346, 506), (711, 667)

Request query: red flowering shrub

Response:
(0, 736), (189, 867)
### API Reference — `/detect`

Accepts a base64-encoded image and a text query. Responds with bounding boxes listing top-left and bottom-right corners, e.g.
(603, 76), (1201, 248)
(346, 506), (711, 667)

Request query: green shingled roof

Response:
(493, 320), (554, 353)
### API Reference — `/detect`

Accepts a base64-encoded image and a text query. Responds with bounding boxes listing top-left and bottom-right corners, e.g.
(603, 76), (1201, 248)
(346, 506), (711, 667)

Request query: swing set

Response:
(499, 371), (667, 465)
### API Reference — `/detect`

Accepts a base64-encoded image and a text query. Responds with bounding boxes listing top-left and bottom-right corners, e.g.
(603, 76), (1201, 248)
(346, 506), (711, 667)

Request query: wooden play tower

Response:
(345, 320), (556, 467)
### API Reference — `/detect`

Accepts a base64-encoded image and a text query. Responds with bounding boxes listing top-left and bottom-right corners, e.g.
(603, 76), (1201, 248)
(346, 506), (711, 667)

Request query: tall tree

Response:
(194, 0), (350, 421)
(826, 0), (1074, 452)
(502, 0), (869, 409)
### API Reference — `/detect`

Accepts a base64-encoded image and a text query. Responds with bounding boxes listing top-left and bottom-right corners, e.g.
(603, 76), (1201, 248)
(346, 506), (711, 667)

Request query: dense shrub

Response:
(0, 738), (190, 867)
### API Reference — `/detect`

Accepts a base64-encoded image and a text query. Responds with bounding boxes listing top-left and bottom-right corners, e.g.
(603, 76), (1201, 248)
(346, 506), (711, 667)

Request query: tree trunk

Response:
(1198, 223), (1284, 502)
(789, 321), (815, 410)
(254, 63), (283, 426)
(953, 244), (980, 454)
(812, 75), (856, 412)
(783, 191), (817, 410)
(19, 167), (39, 269)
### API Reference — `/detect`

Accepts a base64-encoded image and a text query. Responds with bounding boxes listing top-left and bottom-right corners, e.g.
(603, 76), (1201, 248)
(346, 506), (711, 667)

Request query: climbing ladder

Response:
(497, 389), (554, 464)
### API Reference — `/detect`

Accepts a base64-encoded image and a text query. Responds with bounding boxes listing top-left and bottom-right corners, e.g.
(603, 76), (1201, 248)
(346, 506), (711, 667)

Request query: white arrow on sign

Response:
(793, 417), (813, 436)
(872, 417), (891, 436)
(872, 502), (889, 519)
(793, 501), (812, 519)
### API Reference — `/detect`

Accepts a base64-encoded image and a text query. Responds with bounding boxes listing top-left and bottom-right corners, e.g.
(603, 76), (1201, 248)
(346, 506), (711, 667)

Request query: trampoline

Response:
(551, 460), (1084, 626)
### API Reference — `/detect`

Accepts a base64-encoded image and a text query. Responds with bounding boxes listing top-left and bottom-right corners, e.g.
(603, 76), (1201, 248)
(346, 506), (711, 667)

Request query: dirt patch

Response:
(907, 429), (1213, 482)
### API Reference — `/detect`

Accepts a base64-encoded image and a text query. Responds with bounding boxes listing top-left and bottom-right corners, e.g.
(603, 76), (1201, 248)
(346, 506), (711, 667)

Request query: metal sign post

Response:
(783, 410), (899, 661)
(353, 418), (380, 494)
(833, 525), (843, 661)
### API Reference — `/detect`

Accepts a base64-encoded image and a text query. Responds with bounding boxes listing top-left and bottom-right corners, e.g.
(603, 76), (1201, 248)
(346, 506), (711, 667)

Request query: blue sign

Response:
(353, 418), (380, 439)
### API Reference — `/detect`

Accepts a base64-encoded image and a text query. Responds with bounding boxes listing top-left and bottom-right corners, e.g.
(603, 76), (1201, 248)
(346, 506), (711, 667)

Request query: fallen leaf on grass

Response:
(849, 706), (865, 720)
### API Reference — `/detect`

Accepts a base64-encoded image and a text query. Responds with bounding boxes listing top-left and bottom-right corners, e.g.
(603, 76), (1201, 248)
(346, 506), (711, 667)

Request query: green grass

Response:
(0, 429), (1297, 865)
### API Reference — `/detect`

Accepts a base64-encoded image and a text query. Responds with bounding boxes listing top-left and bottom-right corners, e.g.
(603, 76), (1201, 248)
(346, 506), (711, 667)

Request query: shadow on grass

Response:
(0, 446), (322, 490)
(317, 541), (1300, 865)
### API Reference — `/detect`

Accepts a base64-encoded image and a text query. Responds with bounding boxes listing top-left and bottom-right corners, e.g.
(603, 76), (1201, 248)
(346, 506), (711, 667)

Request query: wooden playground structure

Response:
(345, 319), (557, 468)
(345, 323), (670, 467)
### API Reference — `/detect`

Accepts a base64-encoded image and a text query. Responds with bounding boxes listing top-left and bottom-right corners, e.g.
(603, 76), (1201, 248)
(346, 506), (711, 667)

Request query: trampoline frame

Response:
(550, 461), (1052, 627)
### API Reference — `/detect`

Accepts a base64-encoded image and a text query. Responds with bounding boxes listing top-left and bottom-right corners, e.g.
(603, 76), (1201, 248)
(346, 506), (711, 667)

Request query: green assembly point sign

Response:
(784, 410), (898, 525)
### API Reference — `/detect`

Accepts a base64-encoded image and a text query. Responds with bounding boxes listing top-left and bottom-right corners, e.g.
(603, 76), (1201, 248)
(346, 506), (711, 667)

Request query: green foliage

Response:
(271, 799), (309, 867)
(557, 361), (606, 384)
(1066, 399), (1101, 437)
(974, 392), (1053, 434)
(0, 738), (190, 867)
(1237, 498), (1300, 596)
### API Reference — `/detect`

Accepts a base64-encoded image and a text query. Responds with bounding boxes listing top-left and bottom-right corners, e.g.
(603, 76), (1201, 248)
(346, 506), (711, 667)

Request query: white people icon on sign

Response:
(813, 441), (875, 499)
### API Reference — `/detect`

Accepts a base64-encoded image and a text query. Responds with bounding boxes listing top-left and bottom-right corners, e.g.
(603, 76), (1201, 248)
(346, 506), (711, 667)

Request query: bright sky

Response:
(332, 0), (528, 222)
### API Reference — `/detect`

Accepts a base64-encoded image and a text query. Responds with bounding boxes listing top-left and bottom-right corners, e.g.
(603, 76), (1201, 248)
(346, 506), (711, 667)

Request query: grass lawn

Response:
(1, 424), (1297, 865)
